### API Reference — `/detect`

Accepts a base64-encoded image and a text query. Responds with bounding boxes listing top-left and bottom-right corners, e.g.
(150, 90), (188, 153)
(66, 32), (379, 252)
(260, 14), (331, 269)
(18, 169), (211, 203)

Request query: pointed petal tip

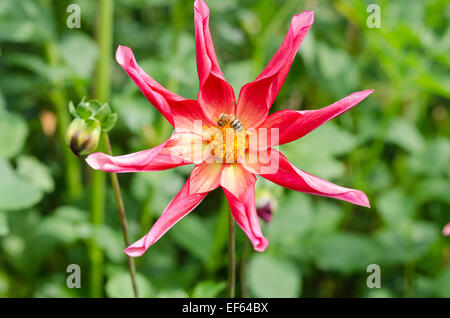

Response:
(297, 10), (314, 20)
(362, 88), (375, 96)
(123, 246), (146, 258)
(253, 237), (269, 252)
(357, 190), (371, 208)
(292, 10), (315, 30)
(346, 89), (374, 104)
(351, 89), (374, 101)
(85, 152), (103, 170)
(194, 0), (209, 16)
(115, 45), (129, 65)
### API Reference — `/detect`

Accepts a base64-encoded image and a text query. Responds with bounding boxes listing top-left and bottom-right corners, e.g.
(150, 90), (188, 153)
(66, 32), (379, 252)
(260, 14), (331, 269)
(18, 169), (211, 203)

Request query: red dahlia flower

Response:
(86, 0), (373, 256)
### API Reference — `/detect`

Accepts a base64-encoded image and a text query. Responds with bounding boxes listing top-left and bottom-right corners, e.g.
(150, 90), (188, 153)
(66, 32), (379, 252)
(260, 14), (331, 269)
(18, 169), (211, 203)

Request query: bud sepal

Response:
(66, 98), (118, 156)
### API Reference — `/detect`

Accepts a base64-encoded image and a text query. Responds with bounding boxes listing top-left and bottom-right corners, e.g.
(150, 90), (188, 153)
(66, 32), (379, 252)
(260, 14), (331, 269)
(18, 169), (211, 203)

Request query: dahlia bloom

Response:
(86, 0), (373, 256)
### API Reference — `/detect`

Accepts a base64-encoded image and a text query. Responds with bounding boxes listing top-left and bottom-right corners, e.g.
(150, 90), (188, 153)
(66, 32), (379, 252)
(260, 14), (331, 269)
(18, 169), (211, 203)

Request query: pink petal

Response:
(85, 133), (205, 173)
(219, 164), (267, 251)
(170, 98), (215, 134)
(223, 186), (268, 252)
(116, 45), (192, 126)
(124, 172), (217, 257)
(243, 149), (370, 207)
(220, 164), (256, 202)
(194, 0), (236, 123)
(189, 161), (224, 194)
(236, 11), (314, 128)
(443, 223), (450, 236)
(259, 90), (374, 148)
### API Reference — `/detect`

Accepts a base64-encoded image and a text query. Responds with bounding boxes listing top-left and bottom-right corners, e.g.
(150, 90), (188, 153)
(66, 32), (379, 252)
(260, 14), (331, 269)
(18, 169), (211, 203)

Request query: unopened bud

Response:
(255, 190), (277, 223)
(66, 118), (101, 156)
(443, 223), (450, 236)
(66, 98), (117, 156)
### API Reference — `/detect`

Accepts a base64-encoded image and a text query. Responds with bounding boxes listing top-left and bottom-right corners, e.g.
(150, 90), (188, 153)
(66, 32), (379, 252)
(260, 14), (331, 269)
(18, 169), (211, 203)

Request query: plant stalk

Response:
(104, 134), (140, 298)
(228, 209), (236, 298)
(88, 0), (115, 298)
(240, 240), (251, 298)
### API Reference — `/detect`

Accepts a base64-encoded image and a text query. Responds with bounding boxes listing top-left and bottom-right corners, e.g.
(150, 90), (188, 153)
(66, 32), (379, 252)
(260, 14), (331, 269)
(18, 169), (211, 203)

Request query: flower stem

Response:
(104, 134), (140, 298)
(228, 209), (235, 298)
(89, 164), (106, 298)
(206, 194), (229, 275)
(95, 0), (114, 102)
(87, 0), (114, 298)
(240, 240), (251, 298)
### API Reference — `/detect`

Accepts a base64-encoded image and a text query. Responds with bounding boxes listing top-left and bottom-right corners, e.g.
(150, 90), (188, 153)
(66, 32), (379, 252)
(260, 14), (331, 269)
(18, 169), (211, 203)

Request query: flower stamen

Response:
(208, 114), (248, 163)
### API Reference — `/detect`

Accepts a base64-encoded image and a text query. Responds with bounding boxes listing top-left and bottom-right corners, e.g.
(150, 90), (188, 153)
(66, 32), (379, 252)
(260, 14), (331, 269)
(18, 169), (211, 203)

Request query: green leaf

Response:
(0, 111), (28, 158)
(59, 32), (99, 78)
(93, 225), (124, 263)
(377, 188), (416, 226)
(106, 271), (153, 298)
(130, 170), (184, 212)
(93, 103), (112, 122)
(223, 60), (255, 99)
(0, 0), (54, 43)
(0, 271), (10, 296)
(37, 206), (91, 245)
(303, 39), (360, 98)
(169, 214), (214, 263)
(113, 95), (154, 133)
(68, 101), (77, 117)
(269, 193), (313, 249)
(248, 254), (301, 297)
(16, 155), (54, 193)
(0, 159), (42, 211)
(281, 123), (357, 180)
(386, 117), (425, 153)
(191, 281), (227, 298)
(408, 137), (450, 176)
(101, 112), (118, 132)
(310, 233), (379, 274)
(33, 274), (79, 298)
(156, 288), (189, 298)
(416, 179), (450, 204)
(0, 211), (9, 236)
(375, 221), (439, 264)
(0, 91), (5, 113)
(3, 53), (69, 83)
(75, 102), (92, 119)
(434, 267), (450, 297)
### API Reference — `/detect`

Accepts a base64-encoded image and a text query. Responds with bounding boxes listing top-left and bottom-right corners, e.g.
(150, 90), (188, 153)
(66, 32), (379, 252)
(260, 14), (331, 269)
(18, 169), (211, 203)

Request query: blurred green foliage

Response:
(0, 0), (449, 298)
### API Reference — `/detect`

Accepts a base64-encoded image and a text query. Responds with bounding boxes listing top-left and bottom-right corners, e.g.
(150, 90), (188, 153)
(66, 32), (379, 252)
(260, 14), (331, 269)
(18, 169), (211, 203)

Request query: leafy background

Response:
(0, 0), (449, 298)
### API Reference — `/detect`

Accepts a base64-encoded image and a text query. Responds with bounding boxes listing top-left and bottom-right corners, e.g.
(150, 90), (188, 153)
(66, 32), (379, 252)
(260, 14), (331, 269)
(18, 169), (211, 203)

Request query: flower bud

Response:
(255, 190), (277, 223)
(66, 98), (117, 156)
(443, 223), (450, 236)
(66, 118), (101, 156)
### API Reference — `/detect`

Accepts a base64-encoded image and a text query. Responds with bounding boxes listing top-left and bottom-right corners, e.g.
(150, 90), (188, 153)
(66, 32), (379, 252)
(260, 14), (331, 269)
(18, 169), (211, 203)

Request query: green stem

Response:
(206, 195), (229, 275)
(89, 162), (106, 298)
(95, 0), (114, 103)
(404, 262), (415, 298)
(88, 0), (114, 298)
(104, 134), (140, 298)
(228, 209), (235, 298)
(240, 240), (251, 298)
(44, 42), (83, 201)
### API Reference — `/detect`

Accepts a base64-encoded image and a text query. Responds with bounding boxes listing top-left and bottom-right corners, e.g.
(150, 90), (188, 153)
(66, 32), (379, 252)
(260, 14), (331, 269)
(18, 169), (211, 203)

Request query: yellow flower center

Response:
(207, 114), (248, 163)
